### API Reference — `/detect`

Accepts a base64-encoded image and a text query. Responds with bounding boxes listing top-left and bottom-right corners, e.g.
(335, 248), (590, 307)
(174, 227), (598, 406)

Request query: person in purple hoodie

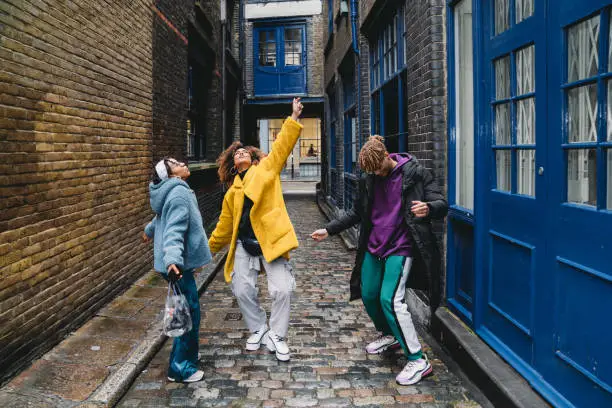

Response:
(311, 135), (447, 386)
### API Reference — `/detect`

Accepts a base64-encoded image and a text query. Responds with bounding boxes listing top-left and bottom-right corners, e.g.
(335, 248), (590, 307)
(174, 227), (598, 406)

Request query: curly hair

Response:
(358, 135), (387, 173)
(217, 141), (266, 187)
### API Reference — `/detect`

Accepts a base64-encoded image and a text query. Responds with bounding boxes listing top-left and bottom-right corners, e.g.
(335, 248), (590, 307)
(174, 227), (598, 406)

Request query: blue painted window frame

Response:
(369, 6), (407, 153)
(446, 0), (479, 325)
(254, 21), (307, 96)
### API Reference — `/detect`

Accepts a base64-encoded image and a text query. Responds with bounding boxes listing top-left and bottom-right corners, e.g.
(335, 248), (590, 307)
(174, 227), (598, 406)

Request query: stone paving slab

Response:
(118, 197), (490, 408)
(0, 250), (227, 408)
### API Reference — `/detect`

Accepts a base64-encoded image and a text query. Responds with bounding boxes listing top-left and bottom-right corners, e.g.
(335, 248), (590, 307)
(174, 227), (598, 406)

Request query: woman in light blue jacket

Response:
(142, 157), (212, 383)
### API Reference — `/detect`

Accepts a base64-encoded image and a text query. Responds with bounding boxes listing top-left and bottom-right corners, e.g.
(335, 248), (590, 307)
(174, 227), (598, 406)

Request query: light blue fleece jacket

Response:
(144, 178), (212, 273)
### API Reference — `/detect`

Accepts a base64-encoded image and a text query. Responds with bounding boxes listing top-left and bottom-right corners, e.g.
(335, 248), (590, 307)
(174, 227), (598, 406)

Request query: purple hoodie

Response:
(367, 153), (412, 259)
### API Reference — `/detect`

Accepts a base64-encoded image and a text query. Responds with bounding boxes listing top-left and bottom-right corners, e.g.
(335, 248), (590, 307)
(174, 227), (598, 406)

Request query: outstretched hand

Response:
(291, 97), (303, 121)
(310, 229), (329, 242)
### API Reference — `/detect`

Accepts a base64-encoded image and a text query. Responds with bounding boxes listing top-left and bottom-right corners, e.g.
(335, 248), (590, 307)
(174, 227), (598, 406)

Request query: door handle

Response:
(538, 166), (544, 176)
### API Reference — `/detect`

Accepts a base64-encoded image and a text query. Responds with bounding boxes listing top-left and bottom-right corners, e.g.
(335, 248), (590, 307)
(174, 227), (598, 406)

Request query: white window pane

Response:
(285, 42), (302, 66)
(454, 0), (474, 210)
(259, 42), (276, 67)
(567, 149), (597, 206)
(517, 45), (535, 95)
(496, 150), (512, 192)
(568, 15), (600, 82)
(608, 150), (612, 209)
(495, 56), (511, 99)
(516, 0), (534, 23)
(568, 84), (597, 143)
(517, 97), (535, 144)
(495, 0), (509, 35)
(495, 103), (511, 145)
(284, 29), (302, 66)
(518, 149), (536, 196)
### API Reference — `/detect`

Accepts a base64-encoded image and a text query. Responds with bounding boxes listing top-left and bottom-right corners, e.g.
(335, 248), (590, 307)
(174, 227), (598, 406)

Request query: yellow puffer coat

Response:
(208, 117), (303, 282)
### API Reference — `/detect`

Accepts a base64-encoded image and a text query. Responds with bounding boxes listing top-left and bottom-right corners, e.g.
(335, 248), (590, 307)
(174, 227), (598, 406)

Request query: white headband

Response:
(155, 160), (168, 180)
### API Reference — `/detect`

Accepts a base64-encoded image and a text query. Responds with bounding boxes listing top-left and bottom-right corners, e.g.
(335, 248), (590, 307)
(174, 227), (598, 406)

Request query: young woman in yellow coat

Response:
(208, 98), (304, 361)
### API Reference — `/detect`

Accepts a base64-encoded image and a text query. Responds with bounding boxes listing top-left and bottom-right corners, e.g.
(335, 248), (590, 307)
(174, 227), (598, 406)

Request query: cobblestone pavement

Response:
(119, 197), (485, 408)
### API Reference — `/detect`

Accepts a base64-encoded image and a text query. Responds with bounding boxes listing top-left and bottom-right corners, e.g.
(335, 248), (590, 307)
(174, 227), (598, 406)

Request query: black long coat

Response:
(326, 157), (448, 301)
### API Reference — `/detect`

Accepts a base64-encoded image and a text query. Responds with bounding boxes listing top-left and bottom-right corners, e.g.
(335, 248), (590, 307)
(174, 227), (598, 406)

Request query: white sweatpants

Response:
(231, 242), (296, 338)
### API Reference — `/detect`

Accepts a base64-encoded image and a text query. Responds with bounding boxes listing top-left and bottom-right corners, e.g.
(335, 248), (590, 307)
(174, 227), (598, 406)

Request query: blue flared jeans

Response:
(162, 269), (200, 381)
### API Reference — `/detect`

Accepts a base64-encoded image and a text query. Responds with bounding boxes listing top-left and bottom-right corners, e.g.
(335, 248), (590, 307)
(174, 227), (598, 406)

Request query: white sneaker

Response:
(365, 335), (400, 354)
(167, 370), (204, 383)
(395, 355), (432, 385)
(246, 327), (269, 351)
(265, 330), (290, 361)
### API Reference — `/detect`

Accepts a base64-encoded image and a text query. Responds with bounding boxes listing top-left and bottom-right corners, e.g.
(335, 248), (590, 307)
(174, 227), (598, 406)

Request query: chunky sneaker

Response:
(265, 330), (290, 361)
(167, 370), (204, 383)
(246, 327), (269, 351)
(365, 335), (400, 354)
(396, 355), (432, 385)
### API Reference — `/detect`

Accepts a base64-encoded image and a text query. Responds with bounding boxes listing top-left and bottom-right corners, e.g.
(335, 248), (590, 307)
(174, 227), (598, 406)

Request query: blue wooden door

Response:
(543, 1), (612, 405)
(254, 24), (306, 96)
(478, 1), (612, 406)
(480, 0), (548, 378)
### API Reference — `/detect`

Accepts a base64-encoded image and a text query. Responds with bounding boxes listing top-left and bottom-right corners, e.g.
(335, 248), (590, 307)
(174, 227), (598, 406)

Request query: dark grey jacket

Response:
(326, 157), (448, 301)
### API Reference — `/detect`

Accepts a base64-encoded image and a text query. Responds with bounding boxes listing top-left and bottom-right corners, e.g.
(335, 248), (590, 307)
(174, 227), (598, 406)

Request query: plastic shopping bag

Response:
(163, 282), (192, 337)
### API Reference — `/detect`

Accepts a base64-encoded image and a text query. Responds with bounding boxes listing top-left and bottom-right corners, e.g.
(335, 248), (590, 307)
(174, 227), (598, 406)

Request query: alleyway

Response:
(119, 197), (486, 408)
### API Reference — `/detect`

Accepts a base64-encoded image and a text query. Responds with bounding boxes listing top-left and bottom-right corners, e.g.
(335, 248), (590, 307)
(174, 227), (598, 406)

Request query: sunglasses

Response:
(234, 150), (250, 158)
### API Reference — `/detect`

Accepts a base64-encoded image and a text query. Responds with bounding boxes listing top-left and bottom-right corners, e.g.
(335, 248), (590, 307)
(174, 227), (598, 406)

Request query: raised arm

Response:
(261, 98), (304, 174)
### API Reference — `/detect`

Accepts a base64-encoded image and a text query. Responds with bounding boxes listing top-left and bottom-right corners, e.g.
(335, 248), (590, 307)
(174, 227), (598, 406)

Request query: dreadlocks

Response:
(358, 135), (387, 173)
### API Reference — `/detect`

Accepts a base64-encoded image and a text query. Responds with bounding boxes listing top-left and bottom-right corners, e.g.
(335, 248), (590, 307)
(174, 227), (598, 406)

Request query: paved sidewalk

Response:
(281, 181), (317, 196)
(118, 197), (488, 408)
(0, 250), (227, 408)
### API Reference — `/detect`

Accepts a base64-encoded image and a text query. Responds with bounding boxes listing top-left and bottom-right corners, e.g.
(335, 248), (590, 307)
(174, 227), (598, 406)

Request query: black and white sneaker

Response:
(246, 327), (269, 351)
(265, 330), (290, 361)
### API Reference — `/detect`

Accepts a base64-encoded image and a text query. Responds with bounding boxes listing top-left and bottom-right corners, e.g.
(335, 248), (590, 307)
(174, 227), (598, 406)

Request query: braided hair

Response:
(358, 135), (387, 173)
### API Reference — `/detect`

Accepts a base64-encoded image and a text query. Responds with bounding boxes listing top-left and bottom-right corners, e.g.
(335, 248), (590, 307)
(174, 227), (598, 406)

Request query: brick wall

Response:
(0, 0), (227, 383)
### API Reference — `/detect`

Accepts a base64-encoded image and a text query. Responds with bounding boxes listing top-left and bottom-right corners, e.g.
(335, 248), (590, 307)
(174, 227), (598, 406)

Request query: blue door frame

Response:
(447, 1), (612, 406)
